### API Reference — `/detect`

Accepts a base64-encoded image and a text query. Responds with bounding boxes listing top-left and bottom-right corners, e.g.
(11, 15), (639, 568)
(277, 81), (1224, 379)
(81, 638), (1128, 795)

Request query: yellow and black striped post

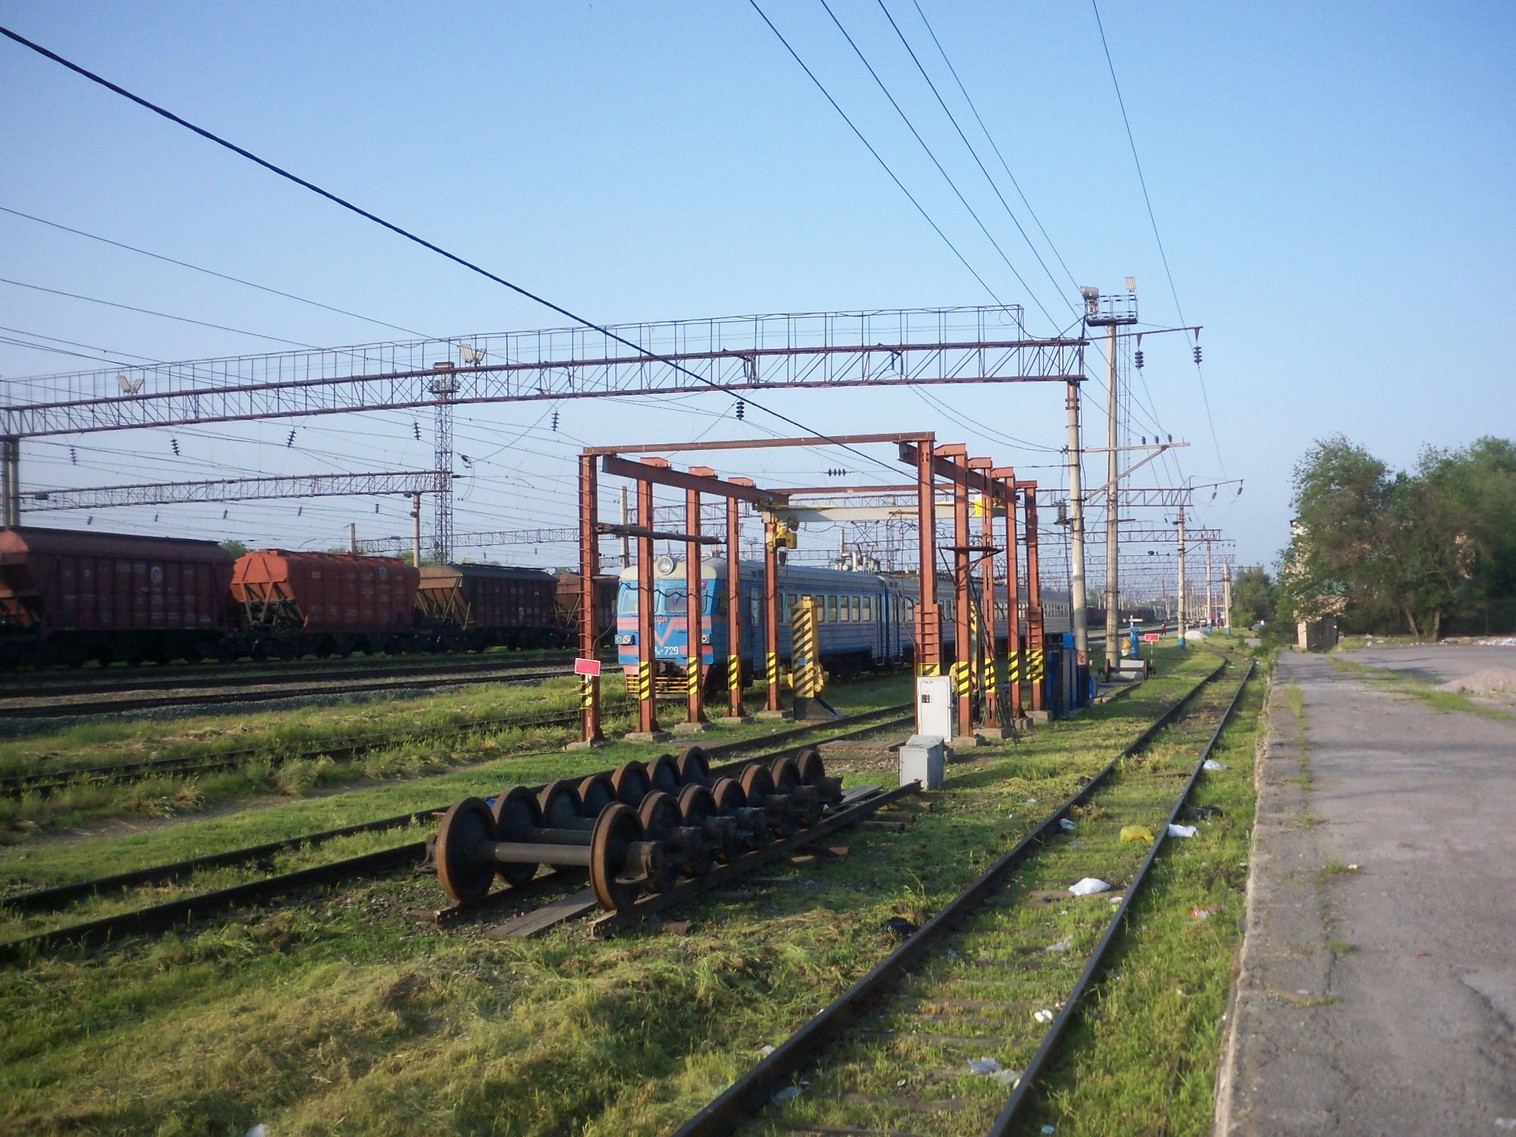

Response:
(637, 659), (653, 705)
(766, 651), (780, 695)
(727, 651), (743, 715)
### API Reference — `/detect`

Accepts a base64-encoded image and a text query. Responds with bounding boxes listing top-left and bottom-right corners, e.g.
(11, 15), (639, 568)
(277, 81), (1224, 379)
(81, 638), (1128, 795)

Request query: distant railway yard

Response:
(0, 637), (1265, 1136)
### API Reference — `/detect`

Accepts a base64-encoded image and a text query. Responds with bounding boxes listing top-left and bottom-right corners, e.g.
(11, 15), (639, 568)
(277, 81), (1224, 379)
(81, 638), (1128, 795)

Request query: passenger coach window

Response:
(863, 597), (873, 621)
(852, 597), (861, 622)
(827, 596), (839, 623)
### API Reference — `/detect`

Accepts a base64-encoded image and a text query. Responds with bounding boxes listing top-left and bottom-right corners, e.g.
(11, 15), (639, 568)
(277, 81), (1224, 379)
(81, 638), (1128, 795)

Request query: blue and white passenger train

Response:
(614, 555), (1074, 696)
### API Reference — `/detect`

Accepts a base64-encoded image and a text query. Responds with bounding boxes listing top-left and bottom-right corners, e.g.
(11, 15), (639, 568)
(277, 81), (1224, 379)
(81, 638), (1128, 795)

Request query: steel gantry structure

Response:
(0, 306), (1085, 536)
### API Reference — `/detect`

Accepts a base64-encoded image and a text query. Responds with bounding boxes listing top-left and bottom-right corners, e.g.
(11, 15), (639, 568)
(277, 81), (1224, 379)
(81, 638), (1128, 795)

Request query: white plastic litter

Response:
(1046, 936), (1073, 953)
(772, 1086), (801, 1105)
(1058, 817), (1075, 831)
(1069, 877), (1112, 896)
(1167, 823), (1199, 838)
(969, 1057), (1003, 1075)
(1033, 1008), (1055, 1023)
(1203, 759), (1227, 771)
(758, 1044), (775, 1057)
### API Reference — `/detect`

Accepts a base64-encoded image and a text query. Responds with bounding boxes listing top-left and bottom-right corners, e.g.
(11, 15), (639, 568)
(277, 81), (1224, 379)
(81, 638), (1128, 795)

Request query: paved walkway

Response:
(1217, 646), (1516, 1136)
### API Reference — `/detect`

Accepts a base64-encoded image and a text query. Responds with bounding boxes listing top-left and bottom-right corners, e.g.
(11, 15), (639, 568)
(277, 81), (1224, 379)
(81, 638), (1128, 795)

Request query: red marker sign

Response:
(1142, 633), (1161, 643)
(573, 658), (602, 677)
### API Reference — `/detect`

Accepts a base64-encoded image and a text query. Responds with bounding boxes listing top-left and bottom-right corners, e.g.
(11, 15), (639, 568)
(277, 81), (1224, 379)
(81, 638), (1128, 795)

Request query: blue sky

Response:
(2, 1), (1512, 588)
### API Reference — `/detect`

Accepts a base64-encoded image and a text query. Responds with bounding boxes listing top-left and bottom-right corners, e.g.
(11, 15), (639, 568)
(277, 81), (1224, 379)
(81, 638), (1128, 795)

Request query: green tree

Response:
(1229, 564), (1277, 627)
(1285, 435), (1516, 638)
(220, 539), (249, 558)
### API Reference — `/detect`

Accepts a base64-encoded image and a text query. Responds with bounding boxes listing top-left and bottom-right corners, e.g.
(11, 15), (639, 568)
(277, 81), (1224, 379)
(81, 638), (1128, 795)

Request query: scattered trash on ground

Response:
(885, 916), (919, 940)
(1203, 759), (1227, 771)
(1069, 877), (1112, 896)
(758, 1044), (775, 1057)
(1167, 823), (1199, 838)
(1046, 936), (1073, 953)
(969, 1057), (1004, 1074)
(1058, 817), (1075, 831)
(1120, 825), (1153, 843)
(1180, 804), (1224, 821)
(1191, 906), (1223, 920)
(1033, 1008), (1055, 1023)
(772, 1085), (801, 1104)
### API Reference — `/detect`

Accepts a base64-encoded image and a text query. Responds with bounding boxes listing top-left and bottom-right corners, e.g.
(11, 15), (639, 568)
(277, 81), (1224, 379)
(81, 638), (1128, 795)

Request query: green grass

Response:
(0, 647), (1261, 1136)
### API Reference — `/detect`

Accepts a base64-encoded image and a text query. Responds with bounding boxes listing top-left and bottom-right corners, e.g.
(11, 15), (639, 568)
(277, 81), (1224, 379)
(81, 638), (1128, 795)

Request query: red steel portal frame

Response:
(575, 434), (1048, 746)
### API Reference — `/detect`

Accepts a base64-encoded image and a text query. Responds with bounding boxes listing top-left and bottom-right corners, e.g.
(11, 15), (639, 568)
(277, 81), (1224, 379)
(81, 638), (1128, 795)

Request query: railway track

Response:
(0, 658), (574, 720)
(672, 658), (1252, 1137)
(0, 704), (916, 961)
(0, 707), (584, 798)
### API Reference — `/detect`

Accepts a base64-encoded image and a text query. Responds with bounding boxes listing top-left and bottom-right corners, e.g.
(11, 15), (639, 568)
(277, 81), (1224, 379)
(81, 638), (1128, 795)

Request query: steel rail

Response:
(671, 660), (1229, 1137)
(0, 708), (584, 799)
(0, 665), (567, 720)
(0, 651), (575, 700)
(989, 659), (1255, 1133)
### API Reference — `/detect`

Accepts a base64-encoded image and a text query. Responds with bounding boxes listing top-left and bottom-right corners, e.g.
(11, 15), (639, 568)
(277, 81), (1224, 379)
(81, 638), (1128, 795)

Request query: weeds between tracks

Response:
(0, 644), (1262, 1137)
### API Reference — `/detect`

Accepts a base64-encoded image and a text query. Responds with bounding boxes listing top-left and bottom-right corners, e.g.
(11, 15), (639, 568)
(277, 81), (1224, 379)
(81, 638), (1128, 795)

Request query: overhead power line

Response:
(0, 205), (431, 339)
(745, 1), (1010, 313)
(0, 23), (903, 482)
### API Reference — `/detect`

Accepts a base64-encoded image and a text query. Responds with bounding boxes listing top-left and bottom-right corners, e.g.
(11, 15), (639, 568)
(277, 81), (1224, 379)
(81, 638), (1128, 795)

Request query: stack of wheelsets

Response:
(435, 747), (844, 911)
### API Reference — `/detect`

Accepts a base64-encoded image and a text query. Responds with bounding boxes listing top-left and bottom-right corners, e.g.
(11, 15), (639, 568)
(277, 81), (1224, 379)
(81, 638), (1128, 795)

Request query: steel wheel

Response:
(489, 786), (542, 888)
(537, 779), (584, 828)
(577, 772), (617, 815)
(795, 747), (826, 785)
(676, 745), (711, 785)
(678, 782), (729, 866)
(637, 790), (687, 890)
(435, 797), (496, 905)
(588, 803), (647, 911)
(643, 753), (679, 793)
(610, 760), (651, 806)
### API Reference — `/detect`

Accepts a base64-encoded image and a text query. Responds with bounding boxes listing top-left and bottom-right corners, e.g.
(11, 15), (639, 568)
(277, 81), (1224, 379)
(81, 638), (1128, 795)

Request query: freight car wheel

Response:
(710, 776), (746, 814)
(770, 755), (802, 794)
(740, 762), (798, 837)
(538, 780), (586, 829)
(488, 786), (545, 888)
(795, 747), (826, 785)
(610, 761), (651, 806)
(588, 803), (650, 912)
(645, 753), (681, 794)
(769, 755), (821, 829)
(677, 783), (735, 865)
(676, 745), (710, 785)
(739, 762), (775, 803)
(578, 773), (617, 815)
(637, 791), (691, 889)
(435, 797), (497, 905)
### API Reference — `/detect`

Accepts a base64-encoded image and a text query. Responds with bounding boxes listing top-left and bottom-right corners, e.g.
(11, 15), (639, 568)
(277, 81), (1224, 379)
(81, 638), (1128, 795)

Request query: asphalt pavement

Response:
(1216, 644), (1516, 1135)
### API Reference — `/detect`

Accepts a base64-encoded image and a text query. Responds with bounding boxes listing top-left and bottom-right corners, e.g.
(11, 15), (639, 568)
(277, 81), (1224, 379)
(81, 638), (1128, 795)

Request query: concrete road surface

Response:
(1218, 645), (1516, 1135)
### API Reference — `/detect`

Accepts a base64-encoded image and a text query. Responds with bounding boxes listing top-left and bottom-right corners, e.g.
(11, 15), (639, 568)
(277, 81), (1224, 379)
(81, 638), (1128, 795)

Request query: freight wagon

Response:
(416, 563), (559, 651)
(0, 526), (236, 667)
(229, 550), (420, 659)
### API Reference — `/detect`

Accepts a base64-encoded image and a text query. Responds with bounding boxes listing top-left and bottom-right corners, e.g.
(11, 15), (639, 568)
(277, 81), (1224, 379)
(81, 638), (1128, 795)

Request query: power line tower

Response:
(429, 368), (459, 563)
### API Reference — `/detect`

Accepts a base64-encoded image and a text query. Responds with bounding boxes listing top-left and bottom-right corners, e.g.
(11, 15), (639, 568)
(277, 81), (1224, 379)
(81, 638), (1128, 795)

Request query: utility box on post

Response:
(899, 734), (946, 789)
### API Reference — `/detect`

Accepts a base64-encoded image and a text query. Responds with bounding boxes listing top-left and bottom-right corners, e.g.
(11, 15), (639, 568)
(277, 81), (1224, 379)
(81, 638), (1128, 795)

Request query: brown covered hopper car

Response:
(230, 550), (419, 658)
(415, 563), (558, 650)
(0, 526), (235, 666)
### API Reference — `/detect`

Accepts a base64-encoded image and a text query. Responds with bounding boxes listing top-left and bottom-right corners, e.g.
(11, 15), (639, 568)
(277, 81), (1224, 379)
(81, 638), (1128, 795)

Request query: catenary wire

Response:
(0, 24), (909, 486)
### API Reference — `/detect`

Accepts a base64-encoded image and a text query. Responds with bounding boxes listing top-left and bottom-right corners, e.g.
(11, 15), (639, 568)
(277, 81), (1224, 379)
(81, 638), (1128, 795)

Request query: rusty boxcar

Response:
(0, 526), (236, 666)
